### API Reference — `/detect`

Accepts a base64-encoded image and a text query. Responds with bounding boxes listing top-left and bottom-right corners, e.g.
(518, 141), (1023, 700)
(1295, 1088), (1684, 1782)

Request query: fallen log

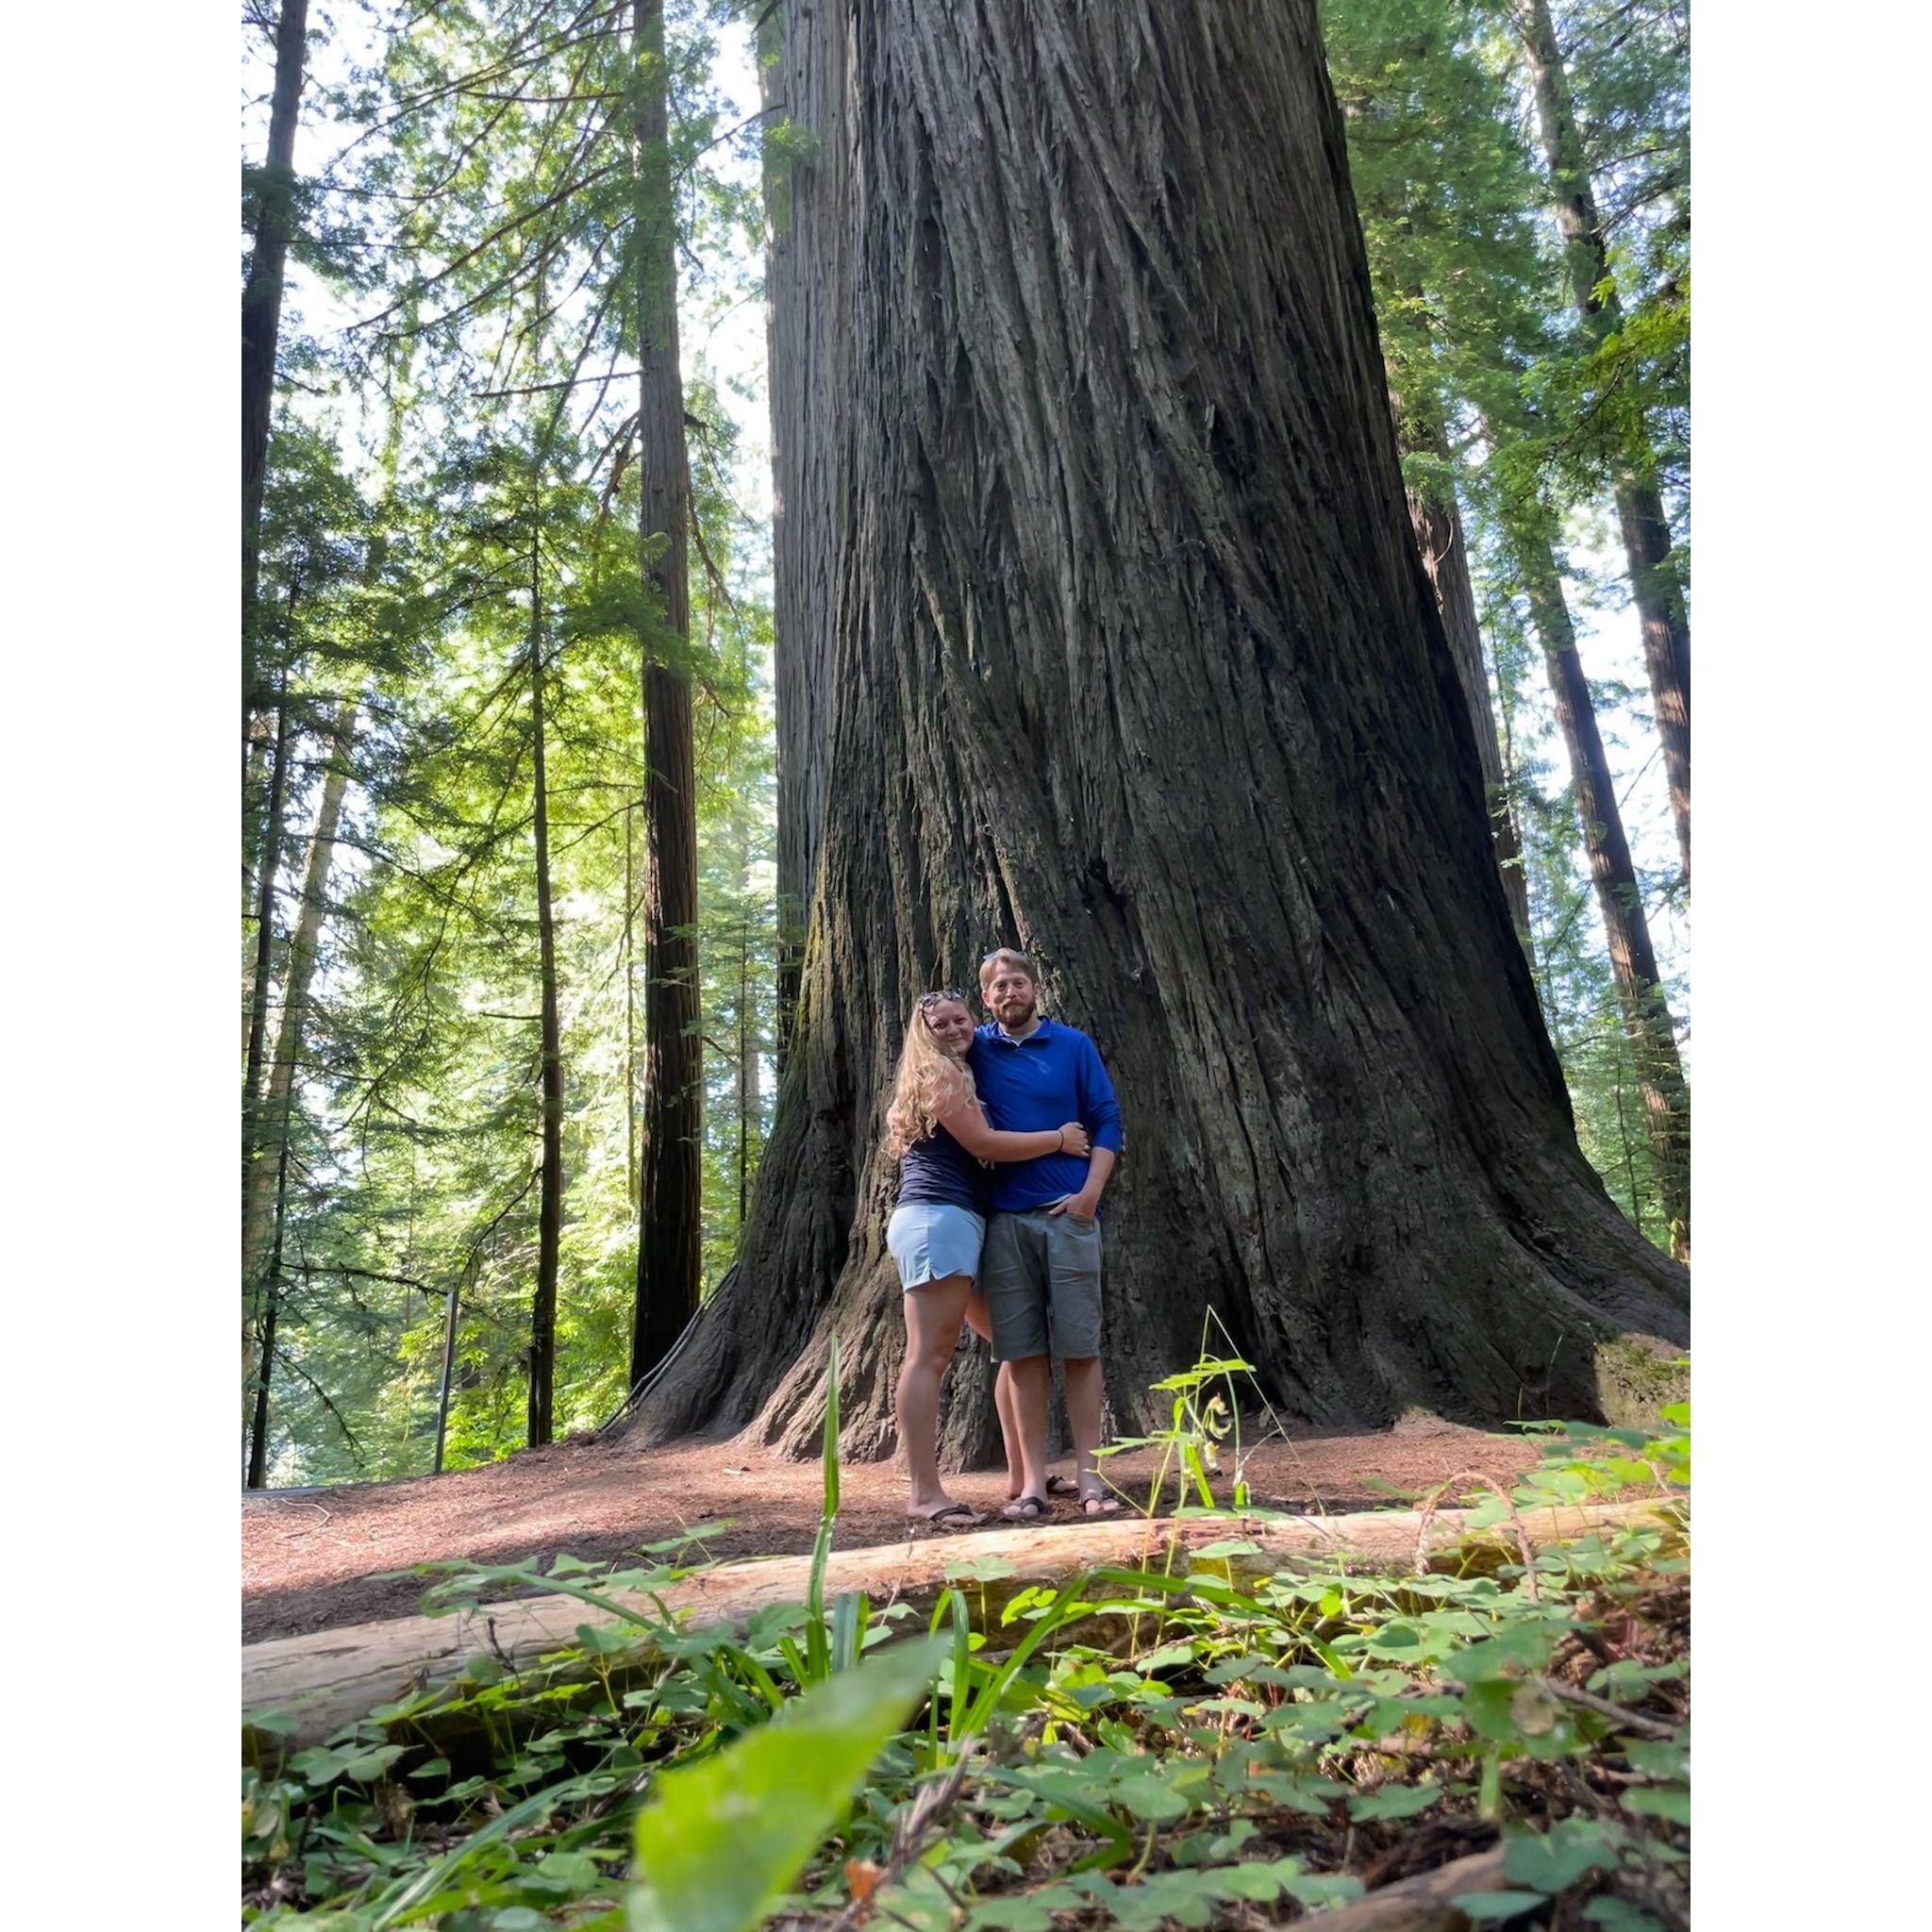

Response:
(1300, 1845), (1509, 1931)
(243, 1498), (1668, 1752)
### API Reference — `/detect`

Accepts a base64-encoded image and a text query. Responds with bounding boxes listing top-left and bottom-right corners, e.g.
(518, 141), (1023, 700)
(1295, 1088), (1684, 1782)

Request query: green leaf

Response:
(1621, 1784), (1690, 1824)
(1624, 1740), (1688, 1779)
(1113, 1775), (1191, 1821)
(1279, 1871), (1366, 1908)
(1211, 1861), (1287, 1901)
(575, 1621), (638, 1656)
(1347, 1782), (1442, 1822)
(1584, 1900), (1667, 1931)
(1451, 1892), (1551, 1921)
(628, 1637), (943, 1932)
(1504, 1817), (1621, 1891)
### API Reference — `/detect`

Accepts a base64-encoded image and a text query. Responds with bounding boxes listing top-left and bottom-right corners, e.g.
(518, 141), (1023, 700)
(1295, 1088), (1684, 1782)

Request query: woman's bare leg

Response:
(964, 1291), (1024, 1496)
(899, 1274), (974, 1516)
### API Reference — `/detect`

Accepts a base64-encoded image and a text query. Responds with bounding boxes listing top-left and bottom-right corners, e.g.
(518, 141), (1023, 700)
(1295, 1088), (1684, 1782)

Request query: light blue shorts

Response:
(887, 1203), (986, 1291)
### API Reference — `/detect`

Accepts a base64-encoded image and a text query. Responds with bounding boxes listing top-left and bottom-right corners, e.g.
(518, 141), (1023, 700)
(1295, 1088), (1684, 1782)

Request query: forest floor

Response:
(242, 1415), (1543, 1641)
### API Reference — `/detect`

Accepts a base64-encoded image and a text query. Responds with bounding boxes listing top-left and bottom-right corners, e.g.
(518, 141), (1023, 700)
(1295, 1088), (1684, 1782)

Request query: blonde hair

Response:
(885, 995), (978, 1157)
(977, 947), (1038, 989)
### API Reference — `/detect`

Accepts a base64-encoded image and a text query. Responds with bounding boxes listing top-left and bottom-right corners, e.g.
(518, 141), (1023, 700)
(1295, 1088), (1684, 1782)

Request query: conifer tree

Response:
(1509, 0), (1690, 881)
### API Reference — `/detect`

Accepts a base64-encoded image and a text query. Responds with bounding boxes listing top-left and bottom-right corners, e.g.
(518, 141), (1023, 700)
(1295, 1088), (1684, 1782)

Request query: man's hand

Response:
(1048, 1191), (1100, 1225)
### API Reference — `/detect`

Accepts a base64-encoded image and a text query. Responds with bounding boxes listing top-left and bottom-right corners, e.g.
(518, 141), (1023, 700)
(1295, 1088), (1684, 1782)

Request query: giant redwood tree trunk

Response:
(1513, 0), (1690, 885)
(628, 0), (1688, 1463)
(758, 2), (846, 1068)
(628, 0), (703, 1388)
(1406, 471), (1529, 951)
(1391, 365), (1531, 953)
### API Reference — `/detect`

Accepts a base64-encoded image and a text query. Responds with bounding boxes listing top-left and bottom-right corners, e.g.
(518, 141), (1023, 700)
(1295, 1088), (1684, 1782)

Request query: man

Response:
(968, 947), (1125, 1519)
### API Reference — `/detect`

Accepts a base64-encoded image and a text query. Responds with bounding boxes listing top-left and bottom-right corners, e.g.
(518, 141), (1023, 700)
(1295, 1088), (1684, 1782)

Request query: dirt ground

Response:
(242, 1417), (1544, 1643)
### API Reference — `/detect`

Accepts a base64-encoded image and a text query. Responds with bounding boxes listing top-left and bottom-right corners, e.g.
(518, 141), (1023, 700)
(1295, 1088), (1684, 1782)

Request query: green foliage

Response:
(243, 1369), (1690, 1928)
(244, 2), (782, 1483)
(1324, 0), (1690, 1252)
(631, 1639), (949, 1932)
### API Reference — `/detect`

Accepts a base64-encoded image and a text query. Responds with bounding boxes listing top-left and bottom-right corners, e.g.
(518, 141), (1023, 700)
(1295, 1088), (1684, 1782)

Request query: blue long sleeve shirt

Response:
(967, 1017), (1124, 1212)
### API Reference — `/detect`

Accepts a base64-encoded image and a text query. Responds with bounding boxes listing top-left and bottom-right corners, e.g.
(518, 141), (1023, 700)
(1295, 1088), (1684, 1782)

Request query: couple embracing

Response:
(882, 947), (1124, 1528)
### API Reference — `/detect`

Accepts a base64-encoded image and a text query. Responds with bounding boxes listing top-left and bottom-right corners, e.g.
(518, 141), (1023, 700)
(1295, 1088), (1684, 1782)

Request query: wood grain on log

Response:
(243, 1499), (1664, 1749)
(1304, 1845), (1510, 1931)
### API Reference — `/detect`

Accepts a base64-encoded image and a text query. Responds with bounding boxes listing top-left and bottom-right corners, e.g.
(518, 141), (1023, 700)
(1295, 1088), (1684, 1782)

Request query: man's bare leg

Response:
(1003, 1353), (1052, 1512)
(994, 1363), (1024, 1496)
(1062, 1355), (1117, 1514)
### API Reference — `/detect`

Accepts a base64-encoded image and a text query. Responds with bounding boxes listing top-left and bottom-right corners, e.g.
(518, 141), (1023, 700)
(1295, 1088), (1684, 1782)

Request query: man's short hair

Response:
(977, 947), (1038, 988)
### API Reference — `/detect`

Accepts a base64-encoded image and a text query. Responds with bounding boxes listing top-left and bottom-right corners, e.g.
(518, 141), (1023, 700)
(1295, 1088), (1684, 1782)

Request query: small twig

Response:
(826, 1744), (983, 1932)
(1412, 1470), (1541, 1603)
(484, 1616), (519, 1678)
(1538, 1675), (1679, 1740)
(276, 1502), (333, 1542)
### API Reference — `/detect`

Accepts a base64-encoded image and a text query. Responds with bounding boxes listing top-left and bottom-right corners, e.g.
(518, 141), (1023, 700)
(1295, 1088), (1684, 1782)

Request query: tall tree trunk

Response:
(629, 0), (703, 1389)
(759, 1), (844, 1069)
(1509, 511), (1690, 1261)
(625, 800), (640, 1208)
(242, 702), (356, 1428)
(242, 0), (311, 751)
(737, 908), (754, 1229)
(243, 695), (291, 1086)
(1513, 0), (1690, 884)
(528, 546), (562, 1448)
(245, 1140), (292, 1488)
(1392, 371), (1531, 953)
(1407, 477), (1530, 949)
(626, 0), (1687, 1463)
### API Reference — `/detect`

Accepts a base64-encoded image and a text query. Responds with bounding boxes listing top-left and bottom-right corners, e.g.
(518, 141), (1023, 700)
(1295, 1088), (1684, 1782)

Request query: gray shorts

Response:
(981, 1208), (1104, 1362)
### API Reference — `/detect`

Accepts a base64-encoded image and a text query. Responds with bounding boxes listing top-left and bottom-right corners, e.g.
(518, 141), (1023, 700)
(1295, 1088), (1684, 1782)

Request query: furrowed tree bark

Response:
(1509, 510), (1690, 1261)
(759, 1), (845, 1070)
(1391, 361), (1531, 953)
(242, 0), (311, 753)
(628, 0), (1687, 1465)
(737, 905), (755, 1227)
(242, 702), (356, 1443)
(628, 0), (703, 1388)
(528, 542), (562, 1448)
(625, 800), (640, 1208)
(1406, 472), (1529, 951)
(1513, 0), (1690, 885)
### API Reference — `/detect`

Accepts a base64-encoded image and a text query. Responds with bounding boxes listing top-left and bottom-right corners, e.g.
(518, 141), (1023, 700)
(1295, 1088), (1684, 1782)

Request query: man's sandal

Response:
(1001, 1493), (1049, 1522)
(909, 1502), (985, 1531)
(1078, 1490), (1122, 1517)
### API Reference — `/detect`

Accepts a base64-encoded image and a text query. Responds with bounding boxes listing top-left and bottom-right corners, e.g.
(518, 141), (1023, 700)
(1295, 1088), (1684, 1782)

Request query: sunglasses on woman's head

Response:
(917, 989), (966, 1008)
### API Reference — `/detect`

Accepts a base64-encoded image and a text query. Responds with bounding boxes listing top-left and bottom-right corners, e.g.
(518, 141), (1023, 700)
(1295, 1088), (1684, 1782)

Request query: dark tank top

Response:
(897, 1122), (991, 1213)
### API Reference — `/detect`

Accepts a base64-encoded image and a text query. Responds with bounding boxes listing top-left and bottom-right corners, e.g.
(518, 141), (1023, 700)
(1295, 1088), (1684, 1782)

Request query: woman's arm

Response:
(936, 1100), (1089, 1162)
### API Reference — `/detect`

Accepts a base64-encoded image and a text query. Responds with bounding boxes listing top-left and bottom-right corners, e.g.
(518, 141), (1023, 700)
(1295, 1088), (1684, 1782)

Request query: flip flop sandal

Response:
(1043, 1474), (1081, 1498)
(1078, 1491), (1123, 1517)
(1001, 1493), (1049, 1522)
(909, 1502), (985, 1531)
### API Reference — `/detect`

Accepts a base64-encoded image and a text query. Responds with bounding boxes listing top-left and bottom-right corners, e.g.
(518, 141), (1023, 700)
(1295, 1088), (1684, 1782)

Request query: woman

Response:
(885, 988), (1090, 1527)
